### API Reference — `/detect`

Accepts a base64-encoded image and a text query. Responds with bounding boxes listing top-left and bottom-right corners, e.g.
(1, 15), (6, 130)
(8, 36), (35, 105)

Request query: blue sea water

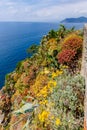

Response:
(0, 22), (84, 88)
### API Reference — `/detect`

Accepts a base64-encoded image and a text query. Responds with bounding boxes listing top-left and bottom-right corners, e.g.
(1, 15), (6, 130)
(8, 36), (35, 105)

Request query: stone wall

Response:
(81, 24), (87, 129)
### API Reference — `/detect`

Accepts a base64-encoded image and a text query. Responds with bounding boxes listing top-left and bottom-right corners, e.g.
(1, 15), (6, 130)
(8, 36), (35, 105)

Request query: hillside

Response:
(61, 16), (87, 23)
(0, 25), (85, 130)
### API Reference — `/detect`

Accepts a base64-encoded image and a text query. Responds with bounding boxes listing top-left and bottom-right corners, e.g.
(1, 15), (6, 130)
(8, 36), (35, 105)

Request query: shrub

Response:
(27, 44), (39, 55)
(49, 73), (85, 130)
(62, 34), (83, 53)
(57, 49), (76, 65)
(57, 34), (83, 71)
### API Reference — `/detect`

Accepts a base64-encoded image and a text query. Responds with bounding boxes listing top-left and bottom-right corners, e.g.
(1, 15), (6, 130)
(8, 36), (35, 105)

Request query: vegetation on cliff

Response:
(0, 25), (85, 130)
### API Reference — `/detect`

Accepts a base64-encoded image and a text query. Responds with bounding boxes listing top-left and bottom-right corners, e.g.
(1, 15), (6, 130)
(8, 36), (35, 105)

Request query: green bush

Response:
(49, 72), (85, 130)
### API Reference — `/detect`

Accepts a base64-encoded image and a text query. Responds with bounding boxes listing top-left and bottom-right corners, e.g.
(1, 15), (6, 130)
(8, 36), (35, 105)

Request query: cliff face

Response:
(0, 25), (85, 130)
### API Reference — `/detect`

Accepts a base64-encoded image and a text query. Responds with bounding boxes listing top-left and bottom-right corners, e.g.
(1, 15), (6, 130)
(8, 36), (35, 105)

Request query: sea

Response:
(0, 22), (85, 88)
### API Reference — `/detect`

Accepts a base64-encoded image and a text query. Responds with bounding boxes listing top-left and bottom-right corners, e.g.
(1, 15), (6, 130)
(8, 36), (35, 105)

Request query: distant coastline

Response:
(61, 16), (87, 23)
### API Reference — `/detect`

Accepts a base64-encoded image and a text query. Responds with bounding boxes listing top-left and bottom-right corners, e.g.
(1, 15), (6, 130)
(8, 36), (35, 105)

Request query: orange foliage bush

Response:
(57, 34), (83, 70)
(62, 34), (83, 52)
(23, 76), (30, 85)
(57, 49), (76, 64)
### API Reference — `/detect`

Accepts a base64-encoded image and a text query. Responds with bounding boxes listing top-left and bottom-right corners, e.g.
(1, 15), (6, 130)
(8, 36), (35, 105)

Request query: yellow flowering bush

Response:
(38, 110), (49, 123)
(30, 73), (48, 97)
(55, 118), (61, 126)
(39, 100), (48, 105)
(52, 70), (63, 78)
(36, 80), (57, 100)
(48, 38), (56, 43)
(37, 86), (48, 98)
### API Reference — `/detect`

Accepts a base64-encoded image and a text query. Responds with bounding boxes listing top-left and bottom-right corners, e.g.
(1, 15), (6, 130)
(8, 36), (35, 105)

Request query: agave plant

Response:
(12, 102), (39, 129)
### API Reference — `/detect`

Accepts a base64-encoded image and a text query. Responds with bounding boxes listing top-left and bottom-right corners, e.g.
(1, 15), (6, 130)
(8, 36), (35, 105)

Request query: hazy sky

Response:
(0, 0), (87, 22)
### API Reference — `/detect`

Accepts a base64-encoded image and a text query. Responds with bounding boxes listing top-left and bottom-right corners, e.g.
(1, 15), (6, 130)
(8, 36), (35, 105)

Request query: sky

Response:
(0, 0), (87, 22)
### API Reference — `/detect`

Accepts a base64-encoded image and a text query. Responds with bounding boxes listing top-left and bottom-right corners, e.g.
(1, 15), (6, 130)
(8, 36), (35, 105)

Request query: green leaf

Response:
(13, 103), (38, 115)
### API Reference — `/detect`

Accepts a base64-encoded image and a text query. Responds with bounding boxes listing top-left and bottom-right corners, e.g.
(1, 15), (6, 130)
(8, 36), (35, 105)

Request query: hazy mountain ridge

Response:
(61, 16), (87, 23)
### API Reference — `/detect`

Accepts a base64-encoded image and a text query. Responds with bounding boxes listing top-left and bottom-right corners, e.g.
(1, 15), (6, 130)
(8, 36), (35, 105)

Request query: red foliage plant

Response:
(57, 49), (76, 65)
(57, 34), (83, 69)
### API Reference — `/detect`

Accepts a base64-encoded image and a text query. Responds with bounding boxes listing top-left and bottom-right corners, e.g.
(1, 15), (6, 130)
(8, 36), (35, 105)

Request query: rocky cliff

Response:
(0, 25), (85, 130)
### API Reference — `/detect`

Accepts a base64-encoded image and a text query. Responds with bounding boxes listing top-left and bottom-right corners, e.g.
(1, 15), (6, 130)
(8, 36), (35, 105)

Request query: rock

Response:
(0, 111), (4, 124)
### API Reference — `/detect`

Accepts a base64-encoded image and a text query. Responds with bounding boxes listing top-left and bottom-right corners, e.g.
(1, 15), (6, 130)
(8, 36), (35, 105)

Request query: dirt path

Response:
(81, 24), (87, 129)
